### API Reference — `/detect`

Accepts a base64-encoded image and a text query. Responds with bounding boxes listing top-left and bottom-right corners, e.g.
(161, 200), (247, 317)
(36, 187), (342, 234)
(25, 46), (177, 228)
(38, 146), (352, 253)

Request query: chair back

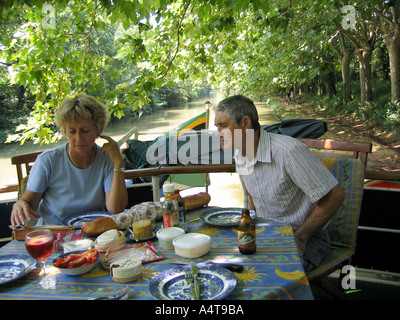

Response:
(307, 157), (365, 280)
(320, 157), (365, 249)
(11, 152), (42, 198)
(298, 138), (372, 167)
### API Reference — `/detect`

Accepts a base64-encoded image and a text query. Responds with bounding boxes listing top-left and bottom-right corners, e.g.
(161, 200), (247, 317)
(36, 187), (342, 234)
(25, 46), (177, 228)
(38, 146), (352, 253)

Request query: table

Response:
(0, 208), (313, 300)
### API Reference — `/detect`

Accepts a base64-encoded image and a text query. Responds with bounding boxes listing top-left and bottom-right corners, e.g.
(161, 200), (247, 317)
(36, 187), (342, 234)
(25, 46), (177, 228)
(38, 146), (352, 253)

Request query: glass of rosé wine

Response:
(25, 229), (55, 289)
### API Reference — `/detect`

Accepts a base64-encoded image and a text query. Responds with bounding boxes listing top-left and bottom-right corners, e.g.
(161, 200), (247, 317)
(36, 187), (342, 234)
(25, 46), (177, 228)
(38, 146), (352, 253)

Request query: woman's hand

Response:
(99, 135), (124, 168)
(11, 198), (41, 227)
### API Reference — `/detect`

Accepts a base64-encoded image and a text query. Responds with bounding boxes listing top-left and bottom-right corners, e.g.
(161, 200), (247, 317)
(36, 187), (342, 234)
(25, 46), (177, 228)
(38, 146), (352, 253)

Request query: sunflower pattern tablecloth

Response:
(0, 208), (313, 300)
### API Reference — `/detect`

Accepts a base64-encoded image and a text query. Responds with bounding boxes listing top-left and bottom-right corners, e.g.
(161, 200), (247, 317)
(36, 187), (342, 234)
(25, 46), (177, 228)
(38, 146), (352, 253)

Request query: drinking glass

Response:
(25, 229), (56, 289)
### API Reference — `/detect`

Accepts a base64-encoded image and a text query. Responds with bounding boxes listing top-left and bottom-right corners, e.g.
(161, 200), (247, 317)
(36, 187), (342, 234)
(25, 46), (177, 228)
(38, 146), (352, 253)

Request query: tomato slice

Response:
(67, 256), (87, 268)
(54, 255), (72, 268)
(54, 249), (98, 269)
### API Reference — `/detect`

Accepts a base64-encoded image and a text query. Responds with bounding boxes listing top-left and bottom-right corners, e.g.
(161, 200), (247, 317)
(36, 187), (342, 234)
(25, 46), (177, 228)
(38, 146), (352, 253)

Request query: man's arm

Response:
(294, 185), (345, 255)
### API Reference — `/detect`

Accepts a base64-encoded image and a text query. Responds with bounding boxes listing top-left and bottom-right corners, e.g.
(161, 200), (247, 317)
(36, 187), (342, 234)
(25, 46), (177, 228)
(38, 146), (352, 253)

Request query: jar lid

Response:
(172, 233), (211, 248)
(156, 227), (185, 241)
(163, 183), (175, 193)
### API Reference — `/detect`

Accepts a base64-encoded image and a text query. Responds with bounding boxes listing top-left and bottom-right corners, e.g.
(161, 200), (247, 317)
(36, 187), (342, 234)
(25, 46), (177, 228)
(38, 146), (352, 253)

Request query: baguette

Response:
(183, 192), (211, 211)
(81, 217), (119, 236)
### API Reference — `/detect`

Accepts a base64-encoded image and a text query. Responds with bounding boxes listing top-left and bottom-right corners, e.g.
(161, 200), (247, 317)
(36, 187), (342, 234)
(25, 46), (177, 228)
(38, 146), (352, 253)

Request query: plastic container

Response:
(156, 227), (185, 250)
(172, 233), (211, 258)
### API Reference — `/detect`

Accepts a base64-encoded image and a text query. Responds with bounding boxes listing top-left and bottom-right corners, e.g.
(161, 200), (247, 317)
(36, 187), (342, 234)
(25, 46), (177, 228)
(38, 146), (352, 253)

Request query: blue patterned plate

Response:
(149, 264), (237, 300)
(62, 211), (113, 228)
(200, 207), (257, 226)
(0, 254), (37, 285)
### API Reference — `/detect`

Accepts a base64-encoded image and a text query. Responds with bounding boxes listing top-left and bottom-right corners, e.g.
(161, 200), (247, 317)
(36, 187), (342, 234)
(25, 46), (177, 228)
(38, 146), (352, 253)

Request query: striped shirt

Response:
(235, 129), (338, 229)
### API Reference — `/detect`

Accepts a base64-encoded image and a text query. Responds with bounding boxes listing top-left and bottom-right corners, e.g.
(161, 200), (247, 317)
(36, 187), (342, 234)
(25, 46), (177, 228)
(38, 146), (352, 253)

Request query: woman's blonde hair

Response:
(55, 93), (110, 134)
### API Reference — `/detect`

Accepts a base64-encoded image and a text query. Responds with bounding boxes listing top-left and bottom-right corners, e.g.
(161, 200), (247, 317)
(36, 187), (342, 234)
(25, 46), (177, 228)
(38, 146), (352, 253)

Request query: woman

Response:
(11, 93), (128, 226)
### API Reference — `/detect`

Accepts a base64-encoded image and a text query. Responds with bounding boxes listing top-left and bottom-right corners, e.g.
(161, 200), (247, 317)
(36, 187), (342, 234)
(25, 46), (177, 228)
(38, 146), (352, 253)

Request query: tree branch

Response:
(159, 0), (193, 79)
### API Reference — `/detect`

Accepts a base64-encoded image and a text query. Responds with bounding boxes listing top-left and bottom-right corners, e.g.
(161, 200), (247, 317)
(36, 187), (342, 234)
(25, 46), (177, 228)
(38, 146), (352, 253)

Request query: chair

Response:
(297, 138), (372, 299)
(11, 152), (42, 199)
(297, 138), (372, 166)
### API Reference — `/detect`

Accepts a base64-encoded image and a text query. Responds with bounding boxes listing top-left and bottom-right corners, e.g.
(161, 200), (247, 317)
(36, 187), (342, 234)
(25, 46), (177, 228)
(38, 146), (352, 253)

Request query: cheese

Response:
(95, 229), (125, 253)
(132, 219), (153, 241)
(110, 258), (142, 283)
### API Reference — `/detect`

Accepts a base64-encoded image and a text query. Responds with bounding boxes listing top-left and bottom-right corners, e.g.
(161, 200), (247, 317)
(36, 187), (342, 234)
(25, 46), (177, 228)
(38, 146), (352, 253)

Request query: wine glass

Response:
(25, 229), (56, 289)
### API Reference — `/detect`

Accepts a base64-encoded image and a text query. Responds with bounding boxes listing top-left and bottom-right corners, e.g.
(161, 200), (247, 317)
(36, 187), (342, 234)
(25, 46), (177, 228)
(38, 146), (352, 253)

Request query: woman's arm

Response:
(100, 135), (128, 213)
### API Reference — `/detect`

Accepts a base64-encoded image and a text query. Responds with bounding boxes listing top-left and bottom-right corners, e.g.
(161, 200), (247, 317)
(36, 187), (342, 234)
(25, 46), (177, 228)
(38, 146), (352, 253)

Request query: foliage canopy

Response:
(1, 0), (399, 144)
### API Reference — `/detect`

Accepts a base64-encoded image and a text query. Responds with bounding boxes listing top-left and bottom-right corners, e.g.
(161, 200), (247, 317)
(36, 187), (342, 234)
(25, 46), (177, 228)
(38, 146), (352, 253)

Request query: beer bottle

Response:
(174, 189), (187, 231)
(237, 209), (256, 254)
(162, 184), (179, 228)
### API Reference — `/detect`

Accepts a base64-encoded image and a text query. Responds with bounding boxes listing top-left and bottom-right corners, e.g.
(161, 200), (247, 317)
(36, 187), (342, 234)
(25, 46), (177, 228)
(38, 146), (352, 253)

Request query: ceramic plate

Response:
(62, 211), (113, 228)
(0, 254), (37, 285)
(149, 264), (237, 300)
(126, 231), (156, 242)
(200, 208), (257, 226)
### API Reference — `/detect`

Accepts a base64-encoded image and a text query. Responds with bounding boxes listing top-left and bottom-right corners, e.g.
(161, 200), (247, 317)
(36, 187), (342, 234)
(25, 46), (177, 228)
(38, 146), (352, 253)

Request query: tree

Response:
(342, 9), (378, 106)
(329, 31), (355, 103)
(371, 1), (400, 103)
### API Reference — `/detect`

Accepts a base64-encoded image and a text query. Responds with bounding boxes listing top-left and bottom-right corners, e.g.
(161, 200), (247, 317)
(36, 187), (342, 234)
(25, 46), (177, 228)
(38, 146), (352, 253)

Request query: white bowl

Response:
(52, 250), (99, 276)
(172, 233), (211, 258)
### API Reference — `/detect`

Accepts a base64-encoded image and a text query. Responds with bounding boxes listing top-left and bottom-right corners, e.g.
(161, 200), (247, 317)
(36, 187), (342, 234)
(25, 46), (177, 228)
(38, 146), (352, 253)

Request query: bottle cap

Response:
(163, 183), (175, 193)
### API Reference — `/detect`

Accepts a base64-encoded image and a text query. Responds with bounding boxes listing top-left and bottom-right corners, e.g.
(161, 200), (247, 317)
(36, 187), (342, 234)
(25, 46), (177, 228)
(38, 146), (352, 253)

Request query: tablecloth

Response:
(0, 208), (313, 300)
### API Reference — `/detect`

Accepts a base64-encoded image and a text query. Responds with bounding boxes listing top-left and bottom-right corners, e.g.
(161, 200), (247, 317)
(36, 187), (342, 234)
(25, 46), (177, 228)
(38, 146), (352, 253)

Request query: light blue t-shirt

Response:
(27, 144), (114, 225)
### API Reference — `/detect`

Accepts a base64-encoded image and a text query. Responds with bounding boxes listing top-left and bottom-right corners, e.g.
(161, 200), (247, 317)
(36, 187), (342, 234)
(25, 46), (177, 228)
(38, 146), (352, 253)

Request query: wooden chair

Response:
(297, 138), (372, 166)
(297, 138), (372, 299)
(11, 152), (42, 198)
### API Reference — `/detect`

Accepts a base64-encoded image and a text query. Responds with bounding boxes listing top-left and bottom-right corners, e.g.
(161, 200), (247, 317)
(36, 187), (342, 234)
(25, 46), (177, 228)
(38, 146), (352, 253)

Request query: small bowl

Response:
(156, 227), (185, 250)
(52, 250), (99, 276)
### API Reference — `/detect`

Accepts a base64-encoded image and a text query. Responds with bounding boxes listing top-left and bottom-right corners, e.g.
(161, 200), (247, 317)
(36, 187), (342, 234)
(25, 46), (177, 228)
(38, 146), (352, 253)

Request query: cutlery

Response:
(172, 261), (244, 273)
(191, 262), (201, 300)
(92, 286), (129, 300)
(185, 270), (196, 300)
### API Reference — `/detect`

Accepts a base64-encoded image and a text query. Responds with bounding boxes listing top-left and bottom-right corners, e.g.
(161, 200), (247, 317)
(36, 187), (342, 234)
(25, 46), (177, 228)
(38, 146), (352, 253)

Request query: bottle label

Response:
(165, 192), (176, 201)
(163, 213), (179, 228)
(238, 230), (256, 249)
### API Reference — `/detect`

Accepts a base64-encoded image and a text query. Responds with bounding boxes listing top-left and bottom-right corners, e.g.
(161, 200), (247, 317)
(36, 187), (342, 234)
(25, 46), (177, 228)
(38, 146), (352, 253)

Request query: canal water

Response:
(0, 93), (279, 206)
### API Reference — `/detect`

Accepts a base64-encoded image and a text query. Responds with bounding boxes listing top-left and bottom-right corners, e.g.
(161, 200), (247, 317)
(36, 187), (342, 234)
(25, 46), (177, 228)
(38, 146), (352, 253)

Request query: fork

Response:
(185, 271), (196, 300)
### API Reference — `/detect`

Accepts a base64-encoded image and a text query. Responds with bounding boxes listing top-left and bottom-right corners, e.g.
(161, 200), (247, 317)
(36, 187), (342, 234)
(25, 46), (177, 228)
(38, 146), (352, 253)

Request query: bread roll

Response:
(183, 192), (211, 211)
(82, 217), (119, 236)
(132, 219), (152, 241)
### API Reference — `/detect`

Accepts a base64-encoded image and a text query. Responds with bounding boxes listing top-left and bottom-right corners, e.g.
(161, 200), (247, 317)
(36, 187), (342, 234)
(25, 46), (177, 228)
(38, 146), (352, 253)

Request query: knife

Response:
(191, 262), (201, 300)
(173, 261), (244, 273)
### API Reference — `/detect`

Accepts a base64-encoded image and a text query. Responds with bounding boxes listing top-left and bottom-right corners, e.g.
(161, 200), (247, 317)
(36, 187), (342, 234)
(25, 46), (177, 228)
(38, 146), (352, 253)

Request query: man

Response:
(214, 95), (345, 272)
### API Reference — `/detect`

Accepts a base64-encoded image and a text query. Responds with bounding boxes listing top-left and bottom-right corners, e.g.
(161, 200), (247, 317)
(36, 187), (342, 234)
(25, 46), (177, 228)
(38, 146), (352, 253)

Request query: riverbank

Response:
(268, 95), (400, 173)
